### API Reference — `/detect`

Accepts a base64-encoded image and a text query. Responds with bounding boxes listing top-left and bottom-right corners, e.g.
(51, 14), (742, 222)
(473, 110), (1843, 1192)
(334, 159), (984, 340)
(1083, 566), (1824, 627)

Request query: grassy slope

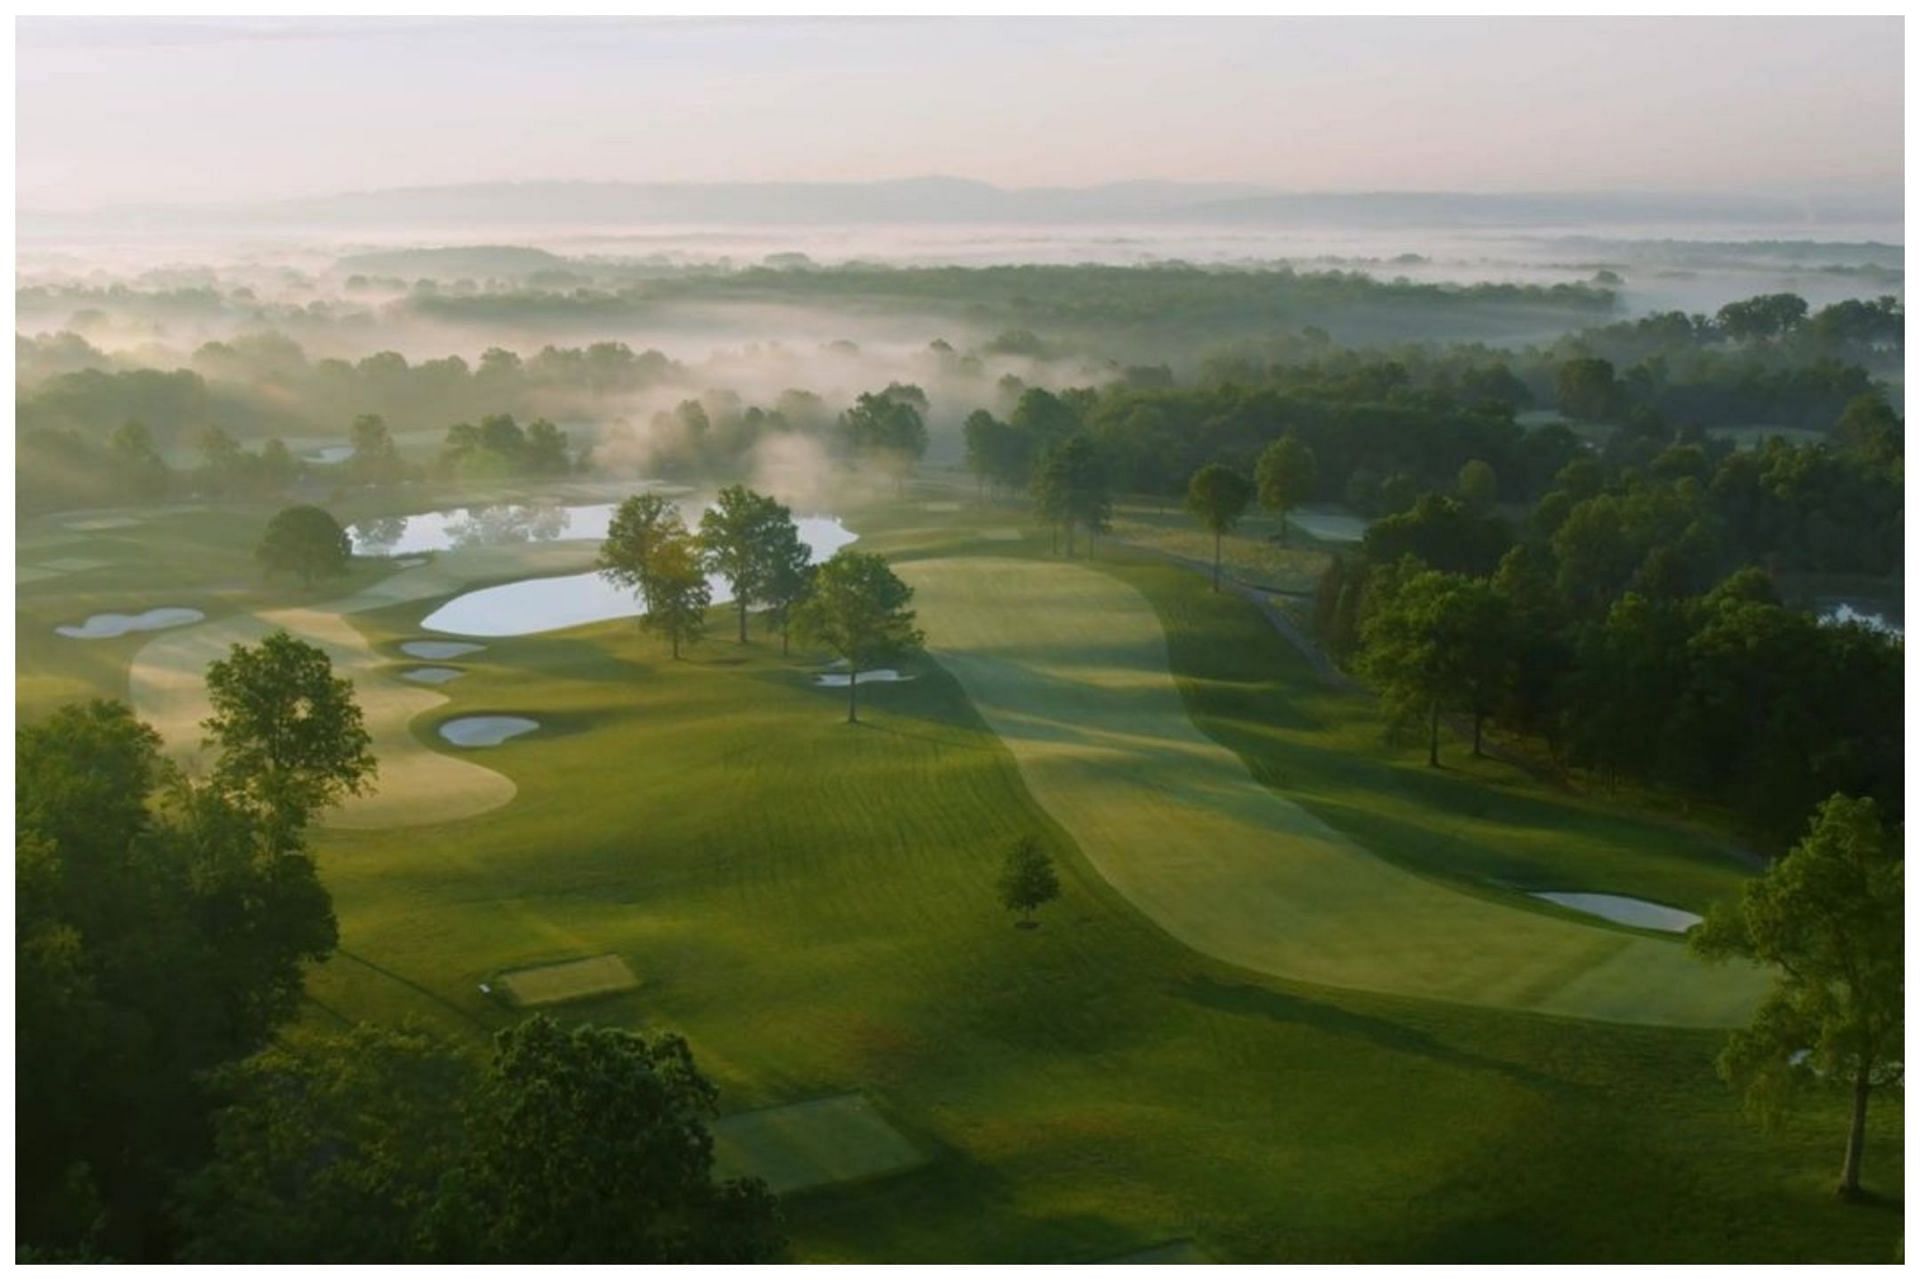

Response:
(899, 554), (1767, 1025)
(16, 497), (1902, 1261)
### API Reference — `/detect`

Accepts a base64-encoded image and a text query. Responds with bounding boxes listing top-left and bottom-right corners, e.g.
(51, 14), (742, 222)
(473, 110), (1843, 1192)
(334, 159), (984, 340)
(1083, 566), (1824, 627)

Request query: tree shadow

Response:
(1169, 975), (1568, 1094)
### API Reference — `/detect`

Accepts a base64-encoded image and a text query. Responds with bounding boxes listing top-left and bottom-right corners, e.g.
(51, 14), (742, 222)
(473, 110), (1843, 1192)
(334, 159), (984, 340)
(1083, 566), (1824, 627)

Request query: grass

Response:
(712, 1094), (927, 1195)
(15, 490), (1903, 1262)
(900, 555), (1766, 1026)
(495, 954), (641, 1007)
(1104, 500), (1332, 592)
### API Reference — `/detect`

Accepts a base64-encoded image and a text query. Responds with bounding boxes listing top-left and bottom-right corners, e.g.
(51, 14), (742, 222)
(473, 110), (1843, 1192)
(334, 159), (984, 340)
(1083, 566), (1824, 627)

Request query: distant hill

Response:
(21, 177), (1901, 234)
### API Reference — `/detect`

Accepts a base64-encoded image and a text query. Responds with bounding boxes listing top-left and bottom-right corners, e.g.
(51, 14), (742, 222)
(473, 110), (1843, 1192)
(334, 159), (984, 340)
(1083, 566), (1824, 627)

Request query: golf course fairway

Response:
(903, 555), (1768, 1027)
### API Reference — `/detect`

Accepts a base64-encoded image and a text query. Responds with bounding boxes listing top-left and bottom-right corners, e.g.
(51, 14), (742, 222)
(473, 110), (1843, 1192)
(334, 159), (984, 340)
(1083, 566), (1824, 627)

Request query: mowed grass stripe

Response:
(713, 1094), (927, 1194)
(901, 556), (1767, 1028)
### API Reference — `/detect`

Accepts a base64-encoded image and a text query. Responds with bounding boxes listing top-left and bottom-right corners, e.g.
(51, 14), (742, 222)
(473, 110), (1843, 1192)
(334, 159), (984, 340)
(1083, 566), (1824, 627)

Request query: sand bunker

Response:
(401, 640), (486, 660)
(495, 954), (639, 1006)
(814, 668), (914, 687)
(440, 716), (538, 747)
(1532, 893), (1702, 934)
(401, 666), (466, 684)
(57, 607), (206, 639)
(712, 1094), (926, 1195)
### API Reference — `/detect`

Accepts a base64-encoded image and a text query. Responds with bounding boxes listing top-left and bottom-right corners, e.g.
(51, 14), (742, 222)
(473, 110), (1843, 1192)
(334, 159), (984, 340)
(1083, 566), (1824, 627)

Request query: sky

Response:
(15, 16), (1905, 211)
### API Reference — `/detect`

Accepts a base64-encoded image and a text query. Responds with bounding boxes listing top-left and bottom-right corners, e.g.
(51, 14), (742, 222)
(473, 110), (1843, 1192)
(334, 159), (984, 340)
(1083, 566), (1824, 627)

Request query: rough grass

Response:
(17, 490), (1903, 1262)
(495, 953), (640, 1007)
(712, 1094), (927, 1194)
(900, 555), (1766, 1027)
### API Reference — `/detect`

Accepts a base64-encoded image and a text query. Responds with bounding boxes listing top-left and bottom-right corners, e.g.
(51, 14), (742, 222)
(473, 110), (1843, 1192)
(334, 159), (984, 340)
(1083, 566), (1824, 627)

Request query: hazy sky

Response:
(16, 16), (1904, 210)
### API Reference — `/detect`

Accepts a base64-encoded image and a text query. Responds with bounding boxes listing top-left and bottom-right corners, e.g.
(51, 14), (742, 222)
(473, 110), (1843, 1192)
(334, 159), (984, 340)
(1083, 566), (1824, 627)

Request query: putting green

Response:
(902, 556), (1767, 1028)
(712, 1094), (926, 1195)
(495, 953), (639, 1006)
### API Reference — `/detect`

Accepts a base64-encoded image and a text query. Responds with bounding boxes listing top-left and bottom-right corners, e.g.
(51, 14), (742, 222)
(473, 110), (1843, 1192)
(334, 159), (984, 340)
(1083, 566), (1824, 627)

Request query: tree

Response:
(1690, 795), (1902, 1200)
(202, 630), (377, 839)
(1457, 459), (1498, 514)
(792, 550), (924, 723)
(1556, 357), (1621, 422)
(199, 425), (247, 498)
(441, 1016), (782, 1263)
(758, 521), (817, 656)
(642, 530), (711, 660)
(1032, 436), (1110, 558)
(178, 1024), (475, 1262)
(524, 418), (573, 475)
(1357, 566), (1510, 765)
(698, 485), (789, 644)
(996, 837), (1061, 926)
(840, 391), (927, 489)
(108, 419), (170, 501)
(256, 504), (352, 589)
(597, 492), (679, 624)
(18, 698), (347, 1259)
(1255, 434), (1317, 546)
(348, 413), (405, 486)
(1717, 292), (1809, 343)
(1834, 392), (1901, 467)
(1185, 463), (1254, 592)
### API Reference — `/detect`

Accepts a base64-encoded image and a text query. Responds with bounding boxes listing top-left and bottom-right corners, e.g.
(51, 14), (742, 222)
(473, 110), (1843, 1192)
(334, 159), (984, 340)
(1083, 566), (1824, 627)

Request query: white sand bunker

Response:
(1533, 892), (1702, 934)
(57, 607), (206, 639)
(439, 716), (538, 747)
(814, 668), (914, 687)
(495, 954), (639, 1007)
(401, 666), (466, 684)
(402, 640), (486, 660)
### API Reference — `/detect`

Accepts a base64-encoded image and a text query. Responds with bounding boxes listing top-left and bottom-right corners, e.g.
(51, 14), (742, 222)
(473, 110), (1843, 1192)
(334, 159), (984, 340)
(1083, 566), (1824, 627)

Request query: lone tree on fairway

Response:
(257, 504), (351, 589)
(203, 630), (377, 839)
(698, 485), (791, 644)
(1186, 463), (1254, 591)
(1690, 794), (1903, 1201)
(997, 837), (1061, 926)
(643, 530), (711, 660)
(792, 550), (923, 723)
(1255, 433), (1317, 546)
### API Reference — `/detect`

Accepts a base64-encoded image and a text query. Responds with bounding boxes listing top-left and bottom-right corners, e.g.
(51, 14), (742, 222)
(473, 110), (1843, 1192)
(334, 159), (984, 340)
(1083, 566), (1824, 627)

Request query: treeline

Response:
(18, 635), (780, 1262)
(1310, 403), (1903, 851)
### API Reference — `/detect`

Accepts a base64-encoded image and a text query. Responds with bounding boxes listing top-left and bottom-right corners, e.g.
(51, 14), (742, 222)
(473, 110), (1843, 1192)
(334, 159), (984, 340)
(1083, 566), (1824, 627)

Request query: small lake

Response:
(303, 445), (354, 464)
(352, 501), (624, 557)
(420, 514), (858, 637)
(1532, 892), (1702, 934)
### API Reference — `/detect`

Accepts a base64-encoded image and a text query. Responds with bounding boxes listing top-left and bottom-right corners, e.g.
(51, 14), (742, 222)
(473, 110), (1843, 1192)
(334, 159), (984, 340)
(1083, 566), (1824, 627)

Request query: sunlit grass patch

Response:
(494, 953), (640, 1007)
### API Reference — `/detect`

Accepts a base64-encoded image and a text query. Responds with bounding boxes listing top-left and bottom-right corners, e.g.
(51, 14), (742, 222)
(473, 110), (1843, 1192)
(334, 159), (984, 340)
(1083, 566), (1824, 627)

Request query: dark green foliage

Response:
(436, 1016), (782, 1263)
(17, 696), (346, 1259)
(996, 837), (1061, 924)
(699, 485), (795, 644)
(1692, 796), (1902, 1198)
(1362, 493), (1512, 577)
(177, 1018), (783, 1263)
(1255, 433), (1317, 544)
(1032, 436), (1112, 557)
(202, 630), (377, 839)
(255, 504), (351, 588)
(792, 550), (923, 723)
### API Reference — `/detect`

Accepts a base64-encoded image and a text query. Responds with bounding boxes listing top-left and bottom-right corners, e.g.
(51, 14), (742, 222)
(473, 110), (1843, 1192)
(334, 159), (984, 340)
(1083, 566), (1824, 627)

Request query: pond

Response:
(57, 606), (206, 639)
(1531, 892), (1702, 934)
(303, 445), (354, 464)
(352, 501), (623, 557)
(420, 514), (858, 637)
